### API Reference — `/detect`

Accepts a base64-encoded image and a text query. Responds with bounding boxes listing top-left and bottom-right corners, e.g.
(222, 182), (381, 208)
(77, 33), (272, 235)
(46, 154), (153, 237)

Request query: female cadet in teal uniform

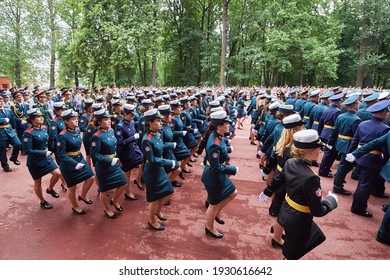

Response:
(79, 98), (93, 133)
(90, 109), (127, 219)
(141, 108), (178, 231)
(83, 103), (102, 167)
(158, 104), (182, 187)
(57, 109), (95, 215)
(22, 108), (61, 209)
(263, 129), (338, 259)
(201, 110), (239, 238)
(115, 104), (143, 200)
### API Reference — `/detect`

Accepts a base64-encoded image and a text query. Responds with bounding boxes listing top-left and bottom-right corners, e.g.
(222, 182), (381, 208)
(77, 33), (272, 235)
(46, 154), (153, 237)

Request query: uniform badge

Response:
(315, 188), (322, 198)
(212, 152), (218, 158)
(80, 120), (84, 123)
(23, 137), (28, 143)
(87, 129), (91, 133)
(117, 131), (121, 135)
(145, 146), (150, 152)
(57, 142), (61, 147)
(52, 126), (56, 130)
(91, 142), (96, 147)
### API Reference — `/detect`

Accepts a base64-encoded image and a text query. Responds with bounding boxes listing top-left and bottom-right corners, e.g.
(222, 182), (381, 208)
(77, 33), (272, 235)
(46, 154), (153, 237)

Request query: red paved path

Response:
(0, 121), (389, 260)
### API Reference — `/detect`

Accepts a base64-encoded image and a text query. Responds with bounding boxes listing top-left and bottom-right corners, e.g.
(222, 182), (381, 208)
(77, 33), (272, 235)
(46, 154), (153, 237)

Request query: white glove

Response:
(171, 160), (176, 169)
(194, 128), (199, 134)
(75, 163), (85, 170)
(262, 170), (268, 181)
(346, 153), (356, 163)
(134, 133), (140, 139)
(228, 139), (232, 145)
(230, 146), (234, 153)
(46, 151), (52, 157)
(5, 118), (9, 123)
(183, 131), (187, 136)
(200, 162), (205, 169)
(172, 142), (177, 149)
(232, 122), (236, 126)
(251, 124), (255, 128)
(257, 150), (265, 158)
(327, 190), (338, 203)
(111, 157), (119, 166)
(260, 141), (263, 147)
(235, 166), (239, 173)
(259, 192), (270, 202)
(326, 144), (333, 150)
(252, 129), (256, 134)
(21, 120), (28, 125)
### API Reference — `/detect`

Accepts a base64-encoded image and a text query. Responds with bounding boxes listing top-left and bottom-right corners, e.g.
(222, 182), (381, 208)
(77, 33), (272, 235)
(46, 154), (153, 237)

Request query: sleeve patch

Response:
(117, 131), (121, 135)
(145, 146), (150, 152)
(52, 126), (56, 130)
(57, 142), (61, 147)
(23, 137), (29, 142)
(212, 152), (218, 158)
(91, 142), (96, 147)
(315, 188), (322, 198)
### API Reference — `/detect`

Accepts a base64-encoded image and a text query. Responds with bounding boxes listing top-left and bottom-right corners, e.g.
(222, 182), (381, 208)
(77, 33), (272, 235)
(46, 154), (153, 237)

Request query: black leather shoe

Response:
(250, 142), (257, 145)
(148, 221), (165, 231)
(171, 180), (182, 187)
(124, 193), (138, 200)
(190, 158), (197, 162)
(40, 200), (53, 209)
(182, 169), (191, 174)
(351, 175), (359, 180)
(164, 200), (171, 206)
(381, 204), (388, 213)
(3, 166), (12, 172)
(46, 188), (59, 198)
(78, 195), (93, 204)
(10, 159), (21, 165)
(376, 236), (390, 246)
(104, 210), (118, 219)
(179, 172), (185, 180)
(72, 208), (87, 215)
(271, 238), (283, 249)
(351, 210), (373, 218)
(61, 184), (67, 192)
(205, 227), (223, 238)
(372, 193), (390, 199)
(134, 179), (144, 191)
(215, 217), (225, 225)
(155, 213), (168, 221)
(319, 172), (333, 178)
(333, 188), (352, 196)
(187, 163), (193, 167)
(110, 200), (123, 212)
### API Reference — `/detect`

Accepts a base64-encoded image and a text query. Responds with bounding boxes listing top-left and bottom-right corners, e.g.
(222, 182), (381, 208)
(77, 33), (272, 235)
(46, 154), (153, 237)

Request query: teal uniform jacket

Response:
(285, 97), (295, 106)
(90, 128), (127, 192)
(188, 107), (202, 140)
(160, 122), (180, 173)
(171, 115), (191, 161)
(307, 102), (327, 130)
(82, 123), (97, 156)
(115, 120), (143, 172)
(235, 97), (246, 118)
(141, 130), (176, 202)
(0, 108), (17, 140)
(356, 107), (372, 122)
(79, 112), (91, 133)
(261, 122), (284, 155)
(358, 102), (367, 110)
(22, 126), (58, 180)
(256, 111), (270, 139)
(302, 100), (316, 126)
(193, 105), (208, 133)
(261, 115), (279, 155)
(328, 111), (361, 154)
(294, 98), (306, 117)
(180, 110), (198, 149)
(352, 131), (390, 182)
(201, 131), (237, 205)
(63, 99), (75, 110)
(49, 116), (65, 158)
(57, 128), (94, 187)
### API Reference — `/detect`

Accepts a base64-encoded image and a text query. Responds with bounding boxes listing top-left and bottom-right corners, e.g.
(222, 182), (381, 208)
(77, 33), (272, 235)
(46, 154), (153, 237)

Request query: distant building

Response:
(0, 76), (11, 89)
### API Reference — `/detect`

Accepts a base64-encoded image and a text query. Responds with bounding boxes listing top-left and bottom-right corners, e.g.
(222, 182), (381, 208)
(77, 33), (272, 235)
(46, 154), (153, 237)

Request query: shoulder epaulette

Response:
(41, 125), (47, 129)
(60, 129), (67, 135)
(94, 130), (101, 136)
(214, 136), (220, 145)
(146, 133), (152, 140)
(27, 127), (34, 133)
(54, 117), (59, 121)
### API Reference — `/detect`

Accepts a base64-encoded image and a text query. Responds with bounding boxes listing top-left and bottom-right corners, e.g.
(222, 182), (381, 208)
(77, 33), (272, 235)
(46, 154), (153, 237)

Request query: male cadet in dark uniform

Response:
(11, 90), (29, 153)
(0, 93), (22, 172)
(33, 90), (52, 127)
(317, 92), (343, 177)
(347, 100), (390, 217)
(204, 89), (213, 108)
(328, 94), (361, 195)
(285, 87), (298, 106)
(293, 89), (308, 118)
(61, 87), (75, 110)
(302, 89), (320, 127)
(307, 91), (333, 131)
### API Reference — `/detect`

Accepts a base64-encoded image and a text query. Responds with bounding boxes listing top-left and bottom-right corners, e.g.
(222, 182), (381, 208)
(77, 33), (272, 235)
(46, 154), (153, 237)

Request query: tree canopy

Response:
(1, 0), (390, 88)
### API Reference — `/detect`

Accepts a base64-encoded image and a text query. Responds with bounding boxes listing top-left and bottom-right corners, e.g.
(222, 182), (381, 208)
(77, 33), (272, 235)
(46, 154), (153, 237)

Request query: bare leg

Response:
(273, 221), (284, 245)
(67, 185), (82, 211)
(148, 201), (161, 227)
(99, 191), (114, 216)
(215, 190), (238, 219)
(33, 178), (44, 202)
(168, 168), (181, 182)
(80, 176), (94, 201)
(112, 185), (125, 207)
(156, 194), (173, 218)
(205, 204), (220, 234)
(48, 169), (61, 191)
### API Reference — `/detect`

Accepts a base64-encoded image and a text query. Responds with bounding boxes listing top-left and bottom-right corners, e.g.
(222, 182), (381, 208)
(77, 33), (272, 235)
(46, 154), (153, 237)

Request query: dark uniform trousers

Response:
(333, 153), (354, 190)
(318, 145), (338, 175)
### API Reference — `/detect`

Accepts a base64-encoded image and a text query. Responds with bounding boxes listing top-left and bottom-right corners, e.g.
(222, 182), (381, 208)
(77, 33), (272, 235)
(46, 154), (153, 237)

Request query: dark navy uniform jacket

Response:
(307, 102), (327, 130)
(317, 104), (341, 141)
(352, 131), (390, 182)
(10, 102), (29, 133)
(348, 117), (390, 170)
(0, 107), (17, 140)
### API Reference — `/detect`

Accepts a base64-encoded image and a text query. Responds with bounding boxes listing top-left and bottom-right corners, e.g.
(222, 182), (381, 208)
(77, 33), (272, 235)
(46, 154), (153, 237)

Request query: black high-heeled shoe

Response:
(155, 213), (168, 221)
(124, 193), (138, 200)
(271, 238), (283, 249)
(205, 200), (209, 208)
(179, 172), (185, 180)
(104, 210), (118, 219)
(215, 217), (225, 225)
(78, 195), (93, 204)
(148, 221), (165, 231)
(134, 179), (144, 191)
(72, 208), (87, 215)
(110, 199), (123, 212)
(46, 188), (59, 198)
(61, 184), (67, 192)
(187, 162), (193, 167)
(182, 169), (191, 174)
(205, 227), (223, 238)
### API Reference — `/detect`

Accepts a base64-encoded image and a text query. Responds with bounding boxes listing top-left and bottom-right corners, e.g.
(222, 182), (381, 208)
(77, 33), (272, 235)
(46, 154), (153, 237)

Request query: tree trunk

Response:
(143, 55), (147, 86)
(220, 0), (228, 87)
(91, 69), (97, 87)
(75, 68), (79, 87)
(355, 8), (368, 88)
(151, 55), (157, 87)
(48, 0), (56, 88)
(15, 6), (22, 87)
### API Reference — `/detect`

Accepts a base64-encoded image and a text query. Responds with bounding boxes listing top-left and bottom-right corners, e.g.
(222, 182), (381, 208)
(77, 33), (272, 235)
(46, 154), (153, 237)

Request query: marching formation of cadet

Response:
(1, 84), (389, 252)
